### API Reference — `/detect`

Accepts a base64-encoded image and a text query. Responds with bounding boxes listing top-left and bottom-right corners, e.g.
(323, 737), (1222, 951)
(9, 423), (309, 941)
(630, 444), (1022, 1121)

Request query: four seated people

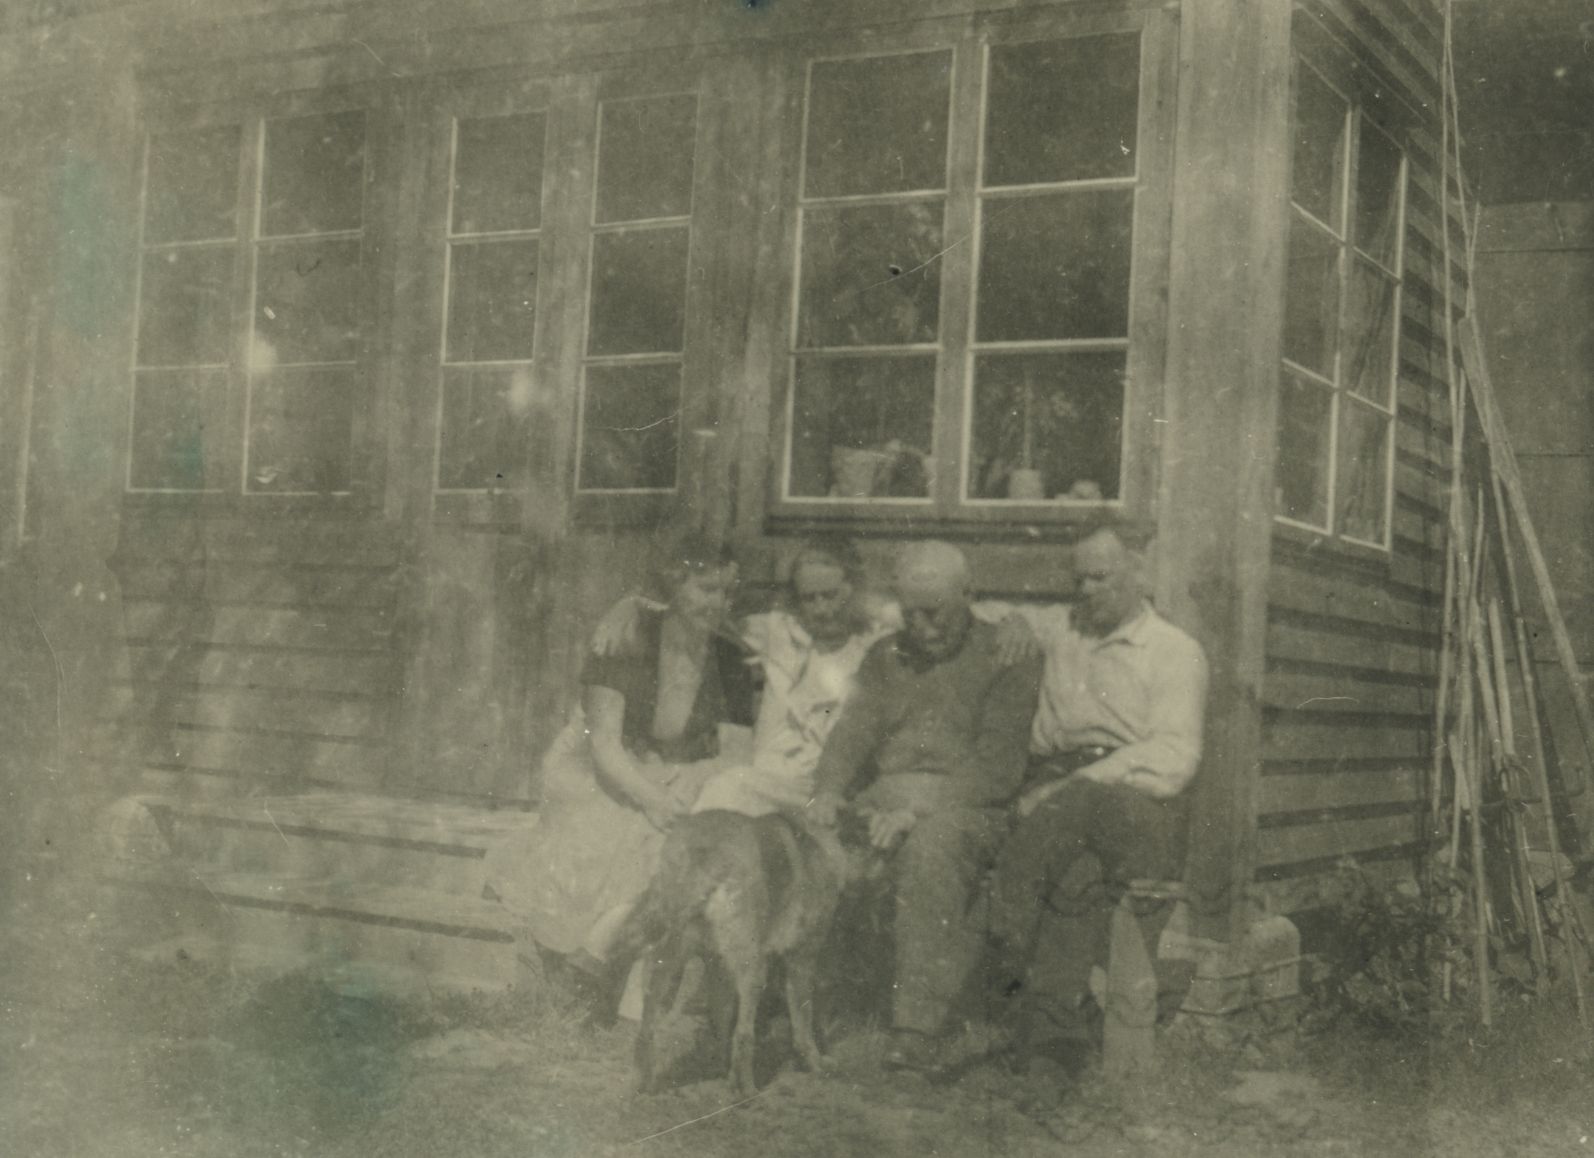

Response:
(495, 518), (1209, 1073)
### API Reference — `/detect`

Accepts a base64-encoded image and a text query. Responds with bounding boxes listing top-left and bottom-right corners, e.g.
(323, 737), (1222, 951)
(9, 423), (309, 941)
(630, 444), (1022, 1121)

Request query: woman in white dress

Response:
(482, 535), (757, 976)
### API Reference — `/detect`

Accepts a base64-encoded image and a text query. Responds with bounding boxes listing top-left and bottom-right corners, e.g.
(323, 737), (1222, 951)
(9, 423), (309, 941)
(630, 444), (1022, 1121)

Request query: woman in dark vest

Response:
(484, 533), (756, 998)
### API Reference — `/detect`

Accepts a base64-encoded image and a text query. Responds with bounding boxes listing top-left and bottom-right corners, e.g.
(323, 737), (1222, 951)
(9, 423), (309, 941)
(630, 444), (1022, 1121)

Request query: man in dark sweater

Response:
(807, 541), (1042, 1072)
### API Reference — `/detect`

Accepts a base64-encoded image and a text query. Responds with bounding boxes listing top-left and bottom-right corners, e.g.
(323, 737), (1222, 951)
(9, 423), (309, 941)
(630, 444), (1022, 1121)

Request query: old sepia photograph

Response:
(2, 0), (1592, 1154)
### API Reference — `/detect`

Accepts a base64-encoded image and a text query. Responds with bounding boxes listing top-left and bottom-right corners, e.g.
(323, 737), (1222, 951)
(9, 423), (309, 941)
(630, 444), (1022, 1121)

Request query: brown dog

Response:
(609, 809), (865, 1096)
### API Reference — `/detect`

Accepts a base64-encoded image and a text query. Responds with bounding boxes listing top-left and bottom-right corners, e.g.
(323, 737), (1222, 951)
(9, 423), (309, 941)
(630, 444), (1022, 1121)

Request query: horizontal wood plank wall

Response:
(108, 515), (408, 796)
(1257, 0), (1455, 920)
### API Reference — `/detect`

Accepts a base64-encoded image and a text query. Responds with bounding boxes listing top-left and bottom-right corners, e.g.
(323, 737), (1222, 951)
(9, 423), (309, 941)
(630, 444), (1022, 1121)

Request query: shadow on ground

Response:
(2, 875), (1591, 1157)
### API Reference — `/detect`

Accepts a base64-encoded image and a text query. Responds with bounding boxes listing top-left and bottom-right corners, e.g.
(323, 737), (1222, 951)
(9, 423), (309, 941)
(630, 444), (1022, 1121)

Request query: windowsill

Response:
(1271, 517), (1394, 571)
(121, 490), (378, 518)
(766, 499), (1125, 542)
(433, 490), (525, 527)
(572, 489), (678, 528)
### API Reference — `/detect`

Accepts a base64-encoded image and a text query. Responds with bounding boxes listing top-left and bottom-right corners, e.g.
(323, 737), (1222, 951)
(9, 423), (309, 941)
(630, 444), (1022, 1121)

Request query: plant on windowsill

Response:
(828, 390), (932, 499)
(981, 372), (1080, 500)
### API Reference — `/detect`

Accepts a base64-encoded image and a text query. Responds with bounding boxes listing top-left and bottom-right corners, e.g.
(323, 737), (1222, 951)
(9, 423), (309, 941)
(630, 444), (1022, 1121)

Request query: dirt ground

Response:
(3, 875), (1592, 1158)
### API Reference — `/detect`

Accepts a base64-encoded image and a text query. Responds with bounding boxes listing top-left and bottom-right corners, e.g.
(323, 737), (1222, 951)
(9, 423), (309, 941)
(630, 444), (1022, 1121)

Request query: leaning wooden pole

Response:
(1487, 482), (1589, 1025)
(1489, 467), (1554, 808)
(1460, 323), (1594, 791)
(1486, 597), (1551, 986)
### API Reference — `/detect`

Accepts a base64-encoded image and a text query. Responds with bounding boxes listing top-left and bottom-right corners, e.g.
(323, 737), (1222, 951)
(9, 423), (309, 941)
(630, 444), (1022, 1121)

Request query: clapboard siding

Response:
(117, 685), (387, 740)
(123, 601), (393, 652)
(1259, 765), (1424, 815)
(111, 516), (408, 792)
(1257, 811), (1427, 872)
(1260, 0), (1452, 904)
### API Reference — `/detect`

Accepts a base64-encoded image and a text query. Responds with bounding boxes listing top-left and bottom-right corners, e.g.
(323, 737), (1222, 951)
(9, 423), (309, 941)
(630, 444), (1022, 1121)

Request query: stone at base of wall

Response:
(1165, 909), (1302, 1055)
(1171, 912), (1302, 1017)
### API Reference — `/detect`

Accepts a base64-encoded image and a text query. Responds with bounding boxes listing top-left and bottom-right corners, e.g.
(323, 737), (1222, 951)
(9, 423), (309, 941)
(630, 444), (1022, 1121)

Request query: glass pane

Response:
(1355, 121), (1403, 267)
(1282, 217), (1340, 377)
(145, 126), (240, 244)
(1292, 67), (1347, 230)
(788, 355), (935, 499)
(446, 239), (539, 362)
(1274, 372), (1333, 528)
(984, 33), (1140, 187)
(595, 95), (697, 223)
(130, 369), (229, 490)
(247, 367), (356, 493)
(1337, 399), (1390, 543)
(976, 190), (1132, 342)
(137, 246), (233, 366)
(261, 110), (366, 236)
(1342, 258), (1398, 405)
(969, 351), (1124, 500)
(452, 113), (546, 235)
(578, 362), (681, 491)
(797, 201), (943, 348)
(586, 226), (689, 355)
(438, 366), (533, 490)
(254, 239), (362, 365)
(804, 52), (951, 198)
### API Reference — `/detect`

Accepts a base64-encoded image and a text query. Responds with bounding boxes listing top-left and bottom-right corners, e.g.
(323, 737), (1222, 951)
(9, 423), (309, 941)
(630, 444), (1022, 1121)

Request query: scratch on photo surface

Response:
(624, 1088), (768, 1145)
(1296, 696), (1359, 709)
(860, 233), (971, 292)
(352, 38), (399, 76)
(263, 804), (291, 850)
(608, 410), (681, 433)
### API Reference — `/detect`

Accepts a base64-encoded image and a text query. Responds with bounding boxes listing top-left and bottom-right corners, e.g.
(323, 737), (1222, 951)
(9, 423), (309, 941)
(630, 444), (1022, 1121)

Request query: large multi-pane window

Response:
(784, 31), (1148, 512)
(436, 112), (547, 492)
(1275, 63), (1405, 548)
(575, 93), (698, 494)
(130, 110), (370, 495)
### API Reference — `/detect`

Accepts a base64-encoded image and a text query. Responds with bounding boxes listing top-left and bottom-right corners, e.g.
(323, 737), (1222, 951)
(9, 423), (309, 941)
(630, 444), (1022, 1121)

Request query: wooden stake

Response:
(1488, 598), (1551, 988)
(1467, 699), (1494, 1028)
(1433, 540), (1459, 822)
(1489, 491), (1590, 1026)
(1460, 320), (1594, 792)
(1490, 466), (1554, 806)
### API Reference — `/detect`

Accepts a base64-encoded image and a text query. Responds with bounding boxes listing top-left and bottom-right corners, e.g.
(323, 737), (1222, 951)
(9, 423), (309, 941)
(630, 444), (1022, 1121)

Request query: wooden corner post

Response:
(1155, 0), (1293, 942)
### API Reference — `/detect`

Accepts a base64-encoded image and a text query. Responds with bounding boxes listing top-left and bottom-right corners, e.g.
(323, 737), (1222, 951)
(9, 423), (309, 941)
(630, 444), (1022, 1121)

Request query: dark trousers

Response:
(889, 806), (1009, 1035)
(989, 779), (1188, 1035)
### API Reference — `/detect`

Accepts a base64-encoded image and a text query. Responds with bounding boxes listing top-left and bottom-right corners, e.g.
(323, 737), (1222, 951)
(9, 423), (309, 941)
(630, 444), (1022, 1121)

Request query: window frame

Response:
(766, 9), (1177, 534)
(125, 88), (394, 512)
(1273, 58), (1407, 554)
(419, 80), (558, 527)
(572, 89), (700, 502)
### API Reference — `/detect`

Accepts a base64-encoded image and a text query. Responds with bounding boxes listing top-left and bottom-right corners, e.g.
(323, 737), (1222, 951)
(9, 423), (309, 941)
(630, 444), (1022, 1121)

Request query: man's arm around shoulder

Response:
(809, 635), (898, 813)
(968, 648), (1044, 807)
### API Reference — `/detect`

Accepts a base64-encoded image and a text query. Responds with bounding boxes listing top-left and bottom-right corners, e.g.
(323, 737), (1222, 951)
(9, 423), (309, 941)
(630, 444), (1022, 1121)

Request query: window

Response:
(782, 31), (1149, 514)
(575, 93), (698, 494)
(130, 110), (372, 496)
(1274, 64), (1405, 548)
(437, 112), (548, 492)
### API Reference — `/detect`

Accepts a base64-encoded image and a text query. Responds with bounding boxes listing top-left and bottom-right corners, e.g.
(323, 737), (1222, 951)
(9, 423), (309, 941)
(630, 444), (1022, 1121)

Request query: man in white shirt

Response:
(985, 517), (1209, 1063)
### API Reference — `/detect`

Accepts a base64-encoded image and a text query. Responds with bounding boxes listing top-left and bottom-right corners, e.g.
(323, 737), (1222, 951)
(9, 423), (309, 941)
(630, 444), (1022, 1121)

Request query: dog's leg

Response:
(701, 957), (737, 1076)
(783, 947), (828, 1075)
(726, 953), (767, 1098)
(635, 942), (689, 1094)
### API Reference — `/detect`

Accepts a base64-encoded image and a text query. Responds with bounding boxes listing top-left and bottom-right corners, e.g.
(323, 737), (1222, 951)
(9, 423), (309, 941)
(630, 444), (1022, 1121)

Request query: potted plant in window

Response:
(828, 383), (932, 498)
(982, 370), (1078, 500)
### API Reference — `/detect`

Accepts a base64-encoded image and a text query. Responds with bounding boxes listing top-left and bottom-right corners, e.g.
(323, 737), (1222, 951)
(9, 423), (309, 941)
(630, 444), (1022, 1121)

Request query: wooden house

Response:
(0, 0), (1471, 977)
